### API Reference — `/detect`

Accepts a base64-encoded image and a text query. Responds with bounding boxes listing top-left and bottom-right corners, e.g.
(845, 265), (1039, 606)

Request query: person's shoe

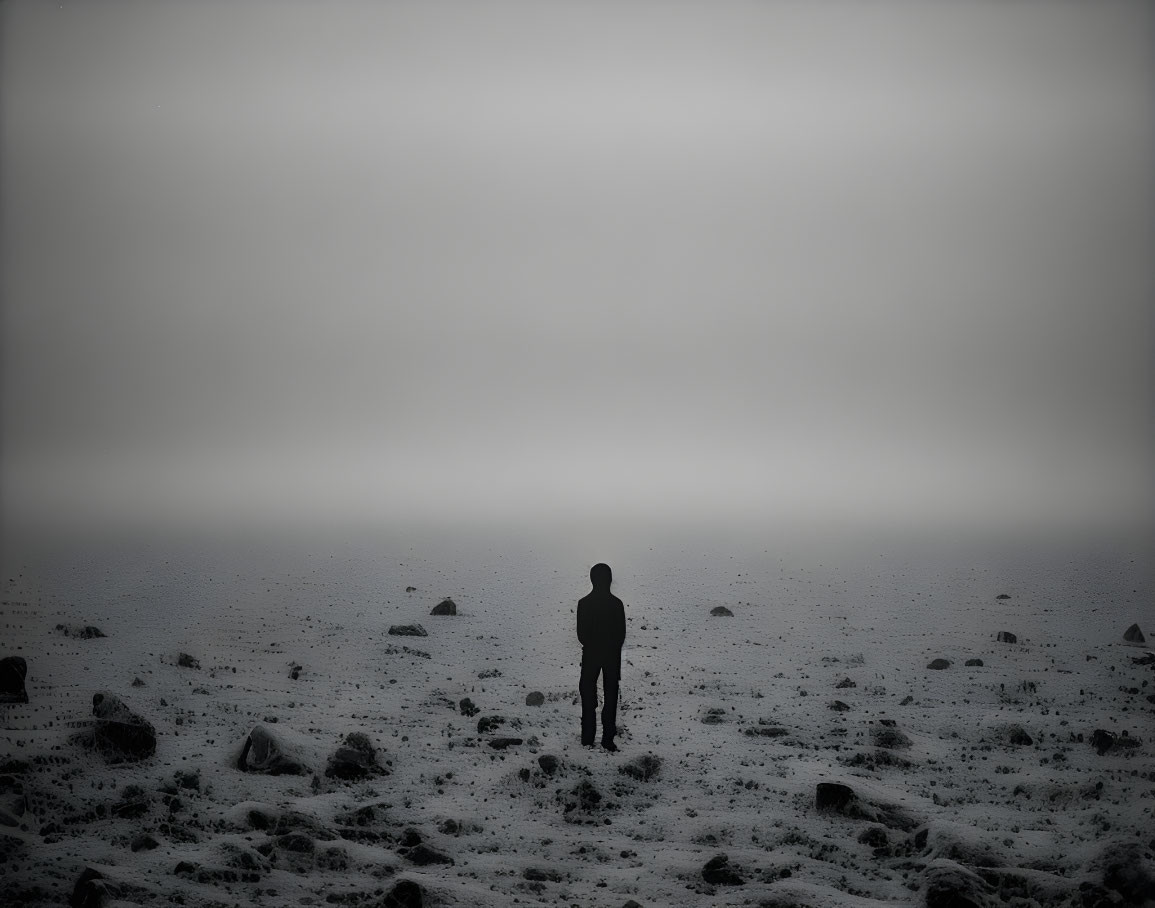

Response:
(601, 740), (619, 752)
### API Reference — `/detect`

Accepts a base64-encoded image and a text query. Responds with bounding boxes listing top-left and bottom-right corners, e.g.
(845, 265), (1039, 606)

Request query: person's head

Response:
(590, 563), (612, 589)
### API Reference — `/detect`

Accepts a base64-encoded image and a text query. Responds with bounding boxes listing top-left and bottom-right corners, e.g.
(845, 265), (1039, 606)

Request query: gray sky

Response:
(2, 0), (1152, 532)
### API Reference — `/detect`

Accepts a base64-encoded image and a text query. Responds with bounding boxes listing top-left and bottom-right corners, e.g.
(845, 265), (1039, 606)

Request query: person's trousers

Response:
(579, 648), (620, 745)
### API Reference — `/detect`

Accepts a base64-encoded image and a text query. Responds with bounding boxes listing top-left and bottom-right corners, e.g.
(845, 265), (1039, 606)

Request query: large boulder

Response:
(996, 631), (1017, 644)
(430, 599), (456, 616)
(90, 692), (156, 762)
(0, 656), (28, 704)
(922, 858), (992, 908)
(1084, 840), (1155, 906)
(1123, 623), (1145, 644)
(927, 659), (951, 670)
(326, 732), (388, 780)
(389, 625), (428, 637)
(237, 724), (309, 775)
(710, 606), (734, 617)
(382, 879), (425, 908)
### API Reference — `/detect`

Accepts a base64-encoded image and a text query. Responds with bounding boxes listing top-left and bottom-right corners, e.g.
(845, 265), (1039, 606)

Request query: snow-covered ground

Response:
(2, 523), (1152, 906)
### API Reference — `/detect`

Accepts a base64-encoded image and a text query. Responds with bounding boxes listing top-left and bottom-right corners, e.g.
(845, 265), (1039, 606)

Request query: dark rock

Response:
(700, 707), (727, 725)
(927, 659), (951, 670)
(619, 754), (662, 781)
(388, 624), (427, 637)
(237, 724), (309, 775)
(430, 599), (456, 616)
(57, 624), (107, 640)
(0, 656), (28, 704)
(996, 594), (1010, 600)
(177, 652), (200, 669)
(1086, 840), (1155, 905)
(326, 732), (387, 780)
(745, 725), (789, 738)
(0, 774), (28, 828)
(829, 700), (851, 712)
(997, 632), (1017, 645)
(438, 818), (461, 835)
(1090, 729), (1117, 756)
(1007, 726), (1033, 747)
(622, 902), (643, 908)
(399, 827), (422, 847)
(459, 698), (479, 717)
(90, 692), (156, 762)
(524, 867), (563, 882)
(488, 737), (523, 750)
(710, 606), (734, 617)
(538, 754), (560, 775)
(131, 677), (145, 687)
(1123, 624), (1146, 644)
(289, 664), (302, 680)
(858, 826), (889, 848)
(525, 691), (545, 706)
(110, 784), (150, 819)
(836, 677), (857, 689)
(404, 843), (453, 865)
(923, 858), (991, 908)
(382, 879), (425, 908)
(70, 868), (110, 908)
(131, 833), (159, 852)
(702, 853), (744, 885)
(872, 726), (913, 750)
(816, 782), (857, 812)
(405, 586), (417, 593)
(965, 659), (983, 667)
(477, 716), (505, 734)
(276, 832), (315, 853)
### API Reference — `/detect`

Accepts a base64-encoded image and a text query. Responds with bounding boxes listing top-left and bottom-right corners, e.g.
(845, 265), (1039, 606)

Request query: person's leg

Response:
(600, 653), (620, 745)
(578, 655), (600, 746)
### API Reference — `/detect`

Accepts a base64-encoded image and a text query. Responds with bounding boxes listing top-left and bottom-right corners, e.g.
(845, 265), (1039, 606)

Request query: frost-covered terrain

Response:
(1, 524), (1152, 907)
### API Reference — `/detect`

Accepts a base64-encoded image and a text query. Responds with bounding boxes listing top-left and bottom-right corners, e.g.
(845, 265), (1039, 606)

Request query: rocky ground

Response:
(1, 528), (1152, 906)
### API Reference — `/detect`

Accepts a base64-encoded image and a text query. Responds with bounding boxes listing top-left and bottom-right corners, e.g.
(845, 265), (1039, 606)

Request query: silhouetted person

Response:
(577, 562), (625, 751)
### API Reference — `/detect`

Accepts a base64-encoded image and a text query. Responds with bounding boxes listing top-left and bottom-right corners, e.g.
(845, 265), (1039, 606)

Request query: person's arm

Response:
(614, 598), (626, 649)
(576, 599), (589, 648)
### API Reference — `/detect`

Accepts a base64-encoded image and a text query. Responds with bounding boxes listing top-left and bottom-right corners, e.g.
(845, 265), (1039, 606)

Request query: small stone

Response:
(537, 754), (560, 775)
(1123, 623), (1145, 644)
(996, 594), (1011, 600)
(382, 879), (424, 908)
(965, 658), (983, 667)
(388, 625), (427, 637)
(1090, 729), (1117, 755)
(430, 599), (456, 616)
(927, 658), (951, 670)
(131, 833), (159, 852)
(477, 716), (505, 734)
(458, 698), (479, 717)
(701, 853), (744, 885)
(177, 653), (200, 669)
(710, 606), (733, 617)
(525, 691), (545, 706)
(835, 677), (857, 689)
(404, 843), (453, 865)
(488, 737), (523, 750)
(997, 631), (1018, 644)
(828, 700), (851, 712)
